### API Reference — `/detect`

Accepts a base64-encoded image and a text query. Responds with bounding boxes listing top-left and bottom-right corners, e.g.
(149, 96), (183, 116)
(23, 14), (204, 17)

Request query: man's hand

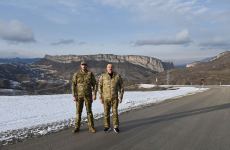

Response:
(99, 96), (104, 104)
(92, 94), (97, 101)
(73, 96), (78, 102)
(119, 96), (122, 103)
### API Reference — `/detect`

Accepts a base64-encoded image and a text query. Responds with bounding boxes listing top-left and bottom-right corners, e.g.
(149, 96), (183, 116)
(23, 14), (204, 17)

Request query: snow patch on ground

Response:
(138, 84), (156, 88)
(0, 87), (208, 145)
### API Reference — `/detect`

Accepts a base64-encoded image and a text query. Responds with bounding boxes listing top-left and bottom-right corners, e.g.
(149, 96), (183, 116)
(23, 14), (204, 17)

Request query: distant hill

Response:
(0, 63), (68, 95)
(155, 51), (230, 85)
(0, 58), (41, 64)
(186, 51), (229, 67)
(0, 54), (174, 95)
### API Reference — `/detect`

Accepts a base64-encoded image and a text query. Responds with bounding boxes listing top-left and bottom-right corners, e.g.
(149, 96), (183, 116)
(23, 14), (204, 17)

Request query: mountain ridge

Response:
(0, 54), (174, 95)
(44, 54), (173, 72)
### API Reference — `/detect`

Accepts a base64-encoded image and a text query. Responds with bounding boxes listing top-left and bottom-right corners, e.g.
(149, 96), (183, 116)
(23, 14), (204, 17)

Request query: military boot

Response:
(89, 127), (96, 133)
(72, 127), (80, 133)
(113, 128), (119, 133)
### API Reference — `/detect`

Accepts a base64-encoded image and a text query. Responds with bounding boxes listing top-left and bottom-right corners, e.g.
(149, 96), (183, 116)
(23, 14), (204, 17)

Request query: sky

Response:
(0, 0), (230, 65)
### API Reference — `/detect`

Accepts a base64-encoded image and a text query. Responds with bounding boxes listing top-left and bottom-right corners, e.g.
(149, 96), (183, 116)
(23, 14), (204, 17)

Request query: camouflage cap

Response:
(80, 61), (87, 65)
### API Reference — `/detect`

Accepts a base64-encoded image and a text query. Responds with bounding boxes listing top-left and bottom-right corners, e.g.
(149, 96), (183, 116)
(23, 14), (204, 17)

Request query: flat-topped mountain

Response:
(0, 54), (174, 95)
(36, 54), (174, 82)
(43, 54), (173, 72)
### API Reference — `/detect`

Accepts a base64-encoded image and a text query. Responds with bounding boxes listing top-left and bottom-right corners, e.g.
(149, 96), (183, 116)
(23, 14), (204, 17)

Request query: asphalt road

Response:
(2, 86), (230, 150)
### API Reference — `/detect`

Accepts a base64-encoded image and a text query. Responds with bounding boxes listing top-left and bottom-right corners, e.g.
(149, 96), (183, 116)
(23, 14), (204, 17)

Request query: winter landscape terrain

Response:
(0, 86), (208, 145)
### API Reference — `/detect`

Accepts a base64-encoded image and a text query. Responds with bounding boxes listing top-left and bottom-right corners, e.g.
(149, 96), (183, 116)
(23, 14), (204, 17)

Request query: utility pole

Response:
(155, 77), (158, 87)
(166, 70), (170, 85)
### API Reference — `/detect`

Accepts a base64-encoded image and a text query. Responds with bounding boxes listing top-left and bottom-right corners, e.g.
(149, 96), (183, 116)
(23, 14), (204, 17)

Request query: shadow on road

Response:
(121, 102), (230, 132)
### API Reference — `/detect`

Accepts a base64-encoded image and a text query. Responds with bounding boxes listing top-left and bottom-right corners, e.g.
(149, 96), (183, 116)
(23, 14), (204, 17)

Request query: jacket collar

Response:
(80, 69), (88, 73)
(106, 72), (116, 78)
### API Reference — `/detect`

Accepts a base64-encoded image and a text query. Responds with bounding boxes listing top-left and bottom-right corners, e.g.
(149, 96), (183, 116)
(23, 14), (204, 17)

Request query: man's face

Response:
(81, 64), (87, 71)
(107, 64), (113, 74)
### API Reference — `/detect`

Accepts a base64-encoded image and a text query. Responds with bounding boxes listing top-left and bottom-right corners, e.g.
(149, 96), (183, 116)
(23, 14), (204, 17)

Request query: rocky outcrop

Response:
(44, 54), (174, 72)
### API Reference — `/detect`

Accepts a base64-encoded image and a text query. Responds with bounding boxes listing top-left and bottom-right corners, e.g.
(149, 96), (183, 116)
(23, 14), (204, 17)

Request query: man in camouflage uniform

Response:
(72, 61), (97, 133)
(98, 64), (124, 133)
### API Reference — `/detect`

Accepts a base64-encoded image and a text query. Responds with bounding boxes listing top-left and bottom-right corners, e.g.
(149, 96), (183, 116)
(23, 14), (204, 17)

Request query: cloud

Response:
(134, 29), (192, 46)
(51, 39), (75, 46)
(0, 20), (35, 43)
(78, 41), (87, 45)
(98, 0), (209, 20)
(199, 38), (230, 49)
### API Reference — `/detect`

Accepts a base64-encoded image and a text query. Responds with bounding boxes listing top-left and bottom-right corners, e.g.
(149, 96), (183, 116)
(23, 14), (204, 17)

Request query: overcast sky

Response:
(0, 0), (230, 64)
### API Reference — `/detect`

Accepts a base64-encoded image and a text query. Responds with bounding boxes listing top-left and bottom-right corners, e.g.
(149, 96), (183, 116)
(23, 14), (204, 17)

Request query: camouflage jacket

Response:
(98, 72), (124, 100)
(72, 70), (97, 98)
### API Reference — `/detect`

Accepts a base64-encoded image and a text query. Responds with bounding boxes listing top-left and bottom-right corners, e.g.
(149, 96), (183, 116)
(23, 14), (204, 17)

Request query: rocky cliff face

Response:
(0, 54), (174, 95)
(44, 54), (173, 73)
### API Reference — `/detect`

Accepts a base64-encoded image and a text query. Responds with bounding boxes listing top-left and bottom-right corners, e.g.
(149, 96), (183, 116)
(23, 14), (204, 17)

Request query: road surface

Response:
(2, 86), (230, 150)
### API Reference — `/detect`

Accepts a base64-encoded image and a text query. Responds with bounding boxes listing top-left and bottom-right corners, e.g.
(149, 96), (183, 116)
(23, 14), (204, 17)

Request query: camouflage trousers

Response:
(103, 98), (119, 128)
(75, 97), (94, 129)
